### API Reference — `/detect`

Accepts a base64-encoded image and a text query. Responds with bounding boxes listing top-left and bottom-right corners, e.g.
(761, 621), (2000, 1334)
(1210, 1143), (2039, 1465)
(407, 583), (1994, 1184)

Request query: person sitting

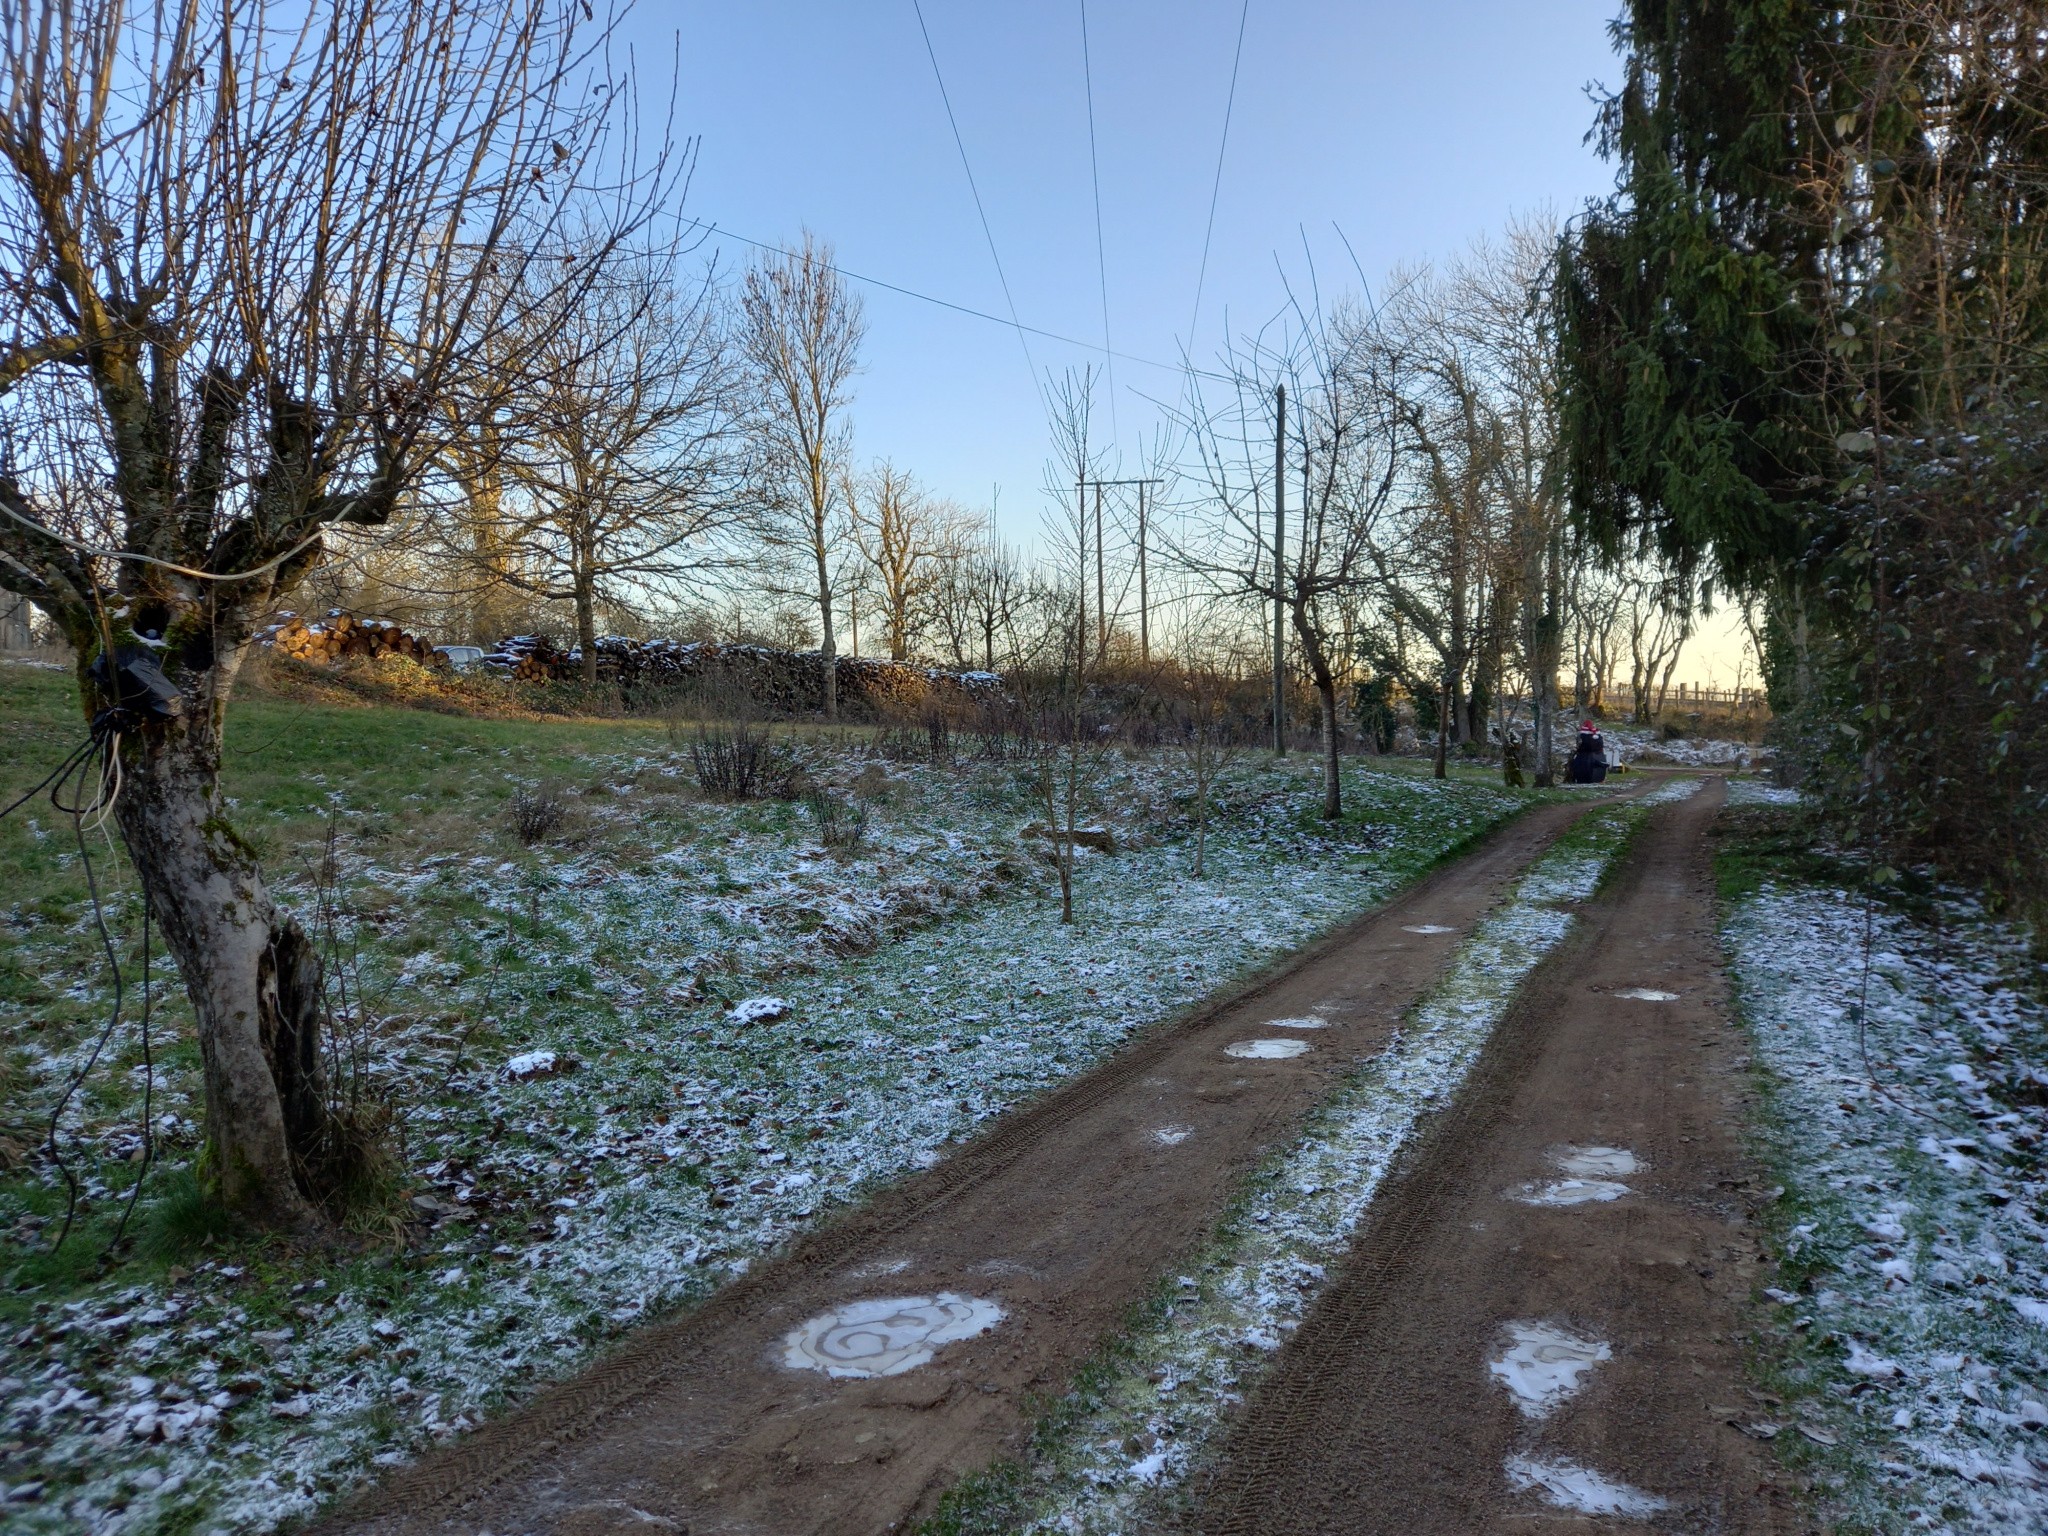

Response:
(1567, 727), (1608, 784)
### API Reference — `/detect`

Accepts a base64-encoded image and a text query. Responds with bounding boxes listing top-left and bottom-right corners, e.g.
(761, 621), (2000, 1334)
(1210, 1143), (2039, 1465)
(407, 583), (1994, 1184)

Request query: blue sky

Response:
(634, 0), (1624, 537)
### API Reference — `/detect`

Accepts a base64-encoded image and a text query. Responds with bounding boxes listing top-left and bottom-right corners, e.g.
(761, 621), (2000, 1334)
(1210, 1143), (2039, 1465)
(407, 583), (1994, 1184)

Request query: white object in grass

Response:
(728, 996), (792, 1025)
(1488, 1322), (1612, 1418)
(1224, 1039), (1311, 1060)
(1614, 987), (1678, 1001)
(780, 1294), (1002, 1378)
(503, 1050), (564, 1080)
(1504, 1453), (1668, 1516)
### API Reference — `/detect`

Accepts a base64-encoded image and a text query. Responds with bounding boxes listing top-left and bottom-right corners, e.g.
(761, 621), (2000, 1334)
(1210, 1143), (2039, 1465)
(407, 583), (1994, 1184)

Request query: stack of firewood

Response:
(480, 634), (568, 681)
(260, 611), (446, 666)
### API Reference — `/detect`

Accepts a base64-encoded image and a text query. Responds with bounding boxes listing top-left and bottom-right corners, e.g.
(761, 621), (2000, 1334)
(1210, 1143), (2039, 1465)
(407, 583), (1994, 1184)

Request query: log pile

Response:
(480, 634), (1002, 715)
(260, 611), (447, 667)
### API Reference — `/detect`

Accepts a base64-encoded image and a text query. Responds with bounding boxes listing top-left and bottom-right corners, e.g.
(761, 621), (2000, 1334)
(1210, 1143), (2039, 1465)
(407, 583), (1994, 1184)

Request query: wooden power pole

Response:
(1273, 382), (1287, 755)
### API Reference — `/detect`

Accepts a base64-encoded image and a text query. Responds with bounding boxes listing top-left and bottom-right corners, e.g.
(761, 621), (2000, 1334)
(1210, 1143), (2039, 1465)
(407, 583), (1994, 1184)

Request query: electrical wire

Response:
(1078, 0), (1120, 445)
(685, 218), (1228, 382)
(1187, 0), (1252, 353)
(909, 0), (1044, 404)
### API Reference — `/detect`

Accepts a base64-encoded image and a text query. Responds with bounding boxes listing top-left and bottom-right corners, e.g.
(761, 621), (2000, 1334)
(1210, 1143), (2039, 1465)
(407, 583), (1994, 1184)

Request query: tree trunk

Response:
(113, 724), (326, 1229)
(816, 539), (837, 720)
(574, 564), (598, 685)
(1316, 676), (1342, 820)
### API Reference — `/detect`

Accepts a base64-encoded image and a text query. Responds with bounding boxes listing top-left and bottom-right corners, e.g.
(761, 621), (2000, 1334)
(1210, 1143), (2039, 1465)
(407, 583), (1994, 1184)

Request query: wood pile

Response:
(480, 634), (1003, 715)
(260, 611), (447, 667)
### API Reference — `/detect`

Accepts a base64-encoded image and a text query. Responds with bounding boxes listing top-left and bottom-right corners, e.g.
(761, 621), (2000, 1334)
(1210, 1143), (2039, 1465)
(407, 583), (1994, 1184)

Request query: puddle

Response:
(1265, 1015), (1329, 1030)
(781, 1294), (1003, 1378)
(1224, 1039), (1311, 1060)
(1152, 1125), (1193, 1146)
(1511, 1178), (1632, 1206)
(1555, 1146), (1640, 1178)
(1402, 924), (1456, 934)
(1614, 987), (1679, 1001)
(1488, 1321), (1611, 1417)
(1504, 1453), (1669, 1516)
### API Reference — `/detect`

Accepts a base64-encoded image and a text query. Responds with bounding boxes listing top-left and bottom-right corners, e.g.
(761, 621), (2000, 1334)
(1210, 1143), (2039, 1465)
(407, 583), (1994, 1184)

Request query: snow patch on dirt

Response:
(780, 1294), (1003, 1378)
(1511, 1178), (1631, 1207)
(1504, 1452), (1669, 1516)
(1727, 881), (2048, 1533)
(1223, 1039), (1311, 1060)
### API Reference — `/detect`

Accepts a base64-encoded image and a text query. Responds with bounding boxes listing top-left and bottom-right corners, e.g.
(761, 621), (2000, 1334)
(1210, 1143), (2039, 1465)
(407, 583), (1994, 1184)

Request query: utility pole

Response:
(1074, 476), (1163, 672)
(1273, 382), (1287, 756)
(1076, 477), (1088, 672)
(1136, 481), (1149, 665)
(1094, 481), (1107, 663)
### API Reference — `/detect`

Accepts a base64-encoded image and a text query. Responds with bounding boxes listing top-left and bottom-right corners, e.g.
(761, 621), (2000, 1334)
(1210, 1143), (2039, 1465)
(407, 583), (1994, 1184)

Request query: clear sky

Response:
(627, 1), (1753, 684)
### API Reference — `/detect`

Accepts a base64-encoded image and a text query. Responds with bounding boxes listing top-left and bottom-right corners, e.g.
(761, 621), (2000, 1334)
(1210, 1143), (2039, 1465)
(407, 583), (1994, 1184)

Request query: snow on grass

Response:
(0, 753), (1523, 1535)
(1638, 774), (1705, 805)
(1727, 778), (1804, 808)
(962, 800), (1644, 1534)
(1726, 880), (2048, 1533)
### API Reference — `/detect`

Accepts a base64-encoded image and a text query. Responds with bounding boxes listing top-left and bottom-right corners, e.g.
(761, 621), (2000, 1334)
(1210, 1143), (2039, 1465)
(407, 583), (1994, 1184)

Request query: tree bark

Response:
(112, 721), (326, 1230)
(574, 554), (599, 685)
(816, 537), (837, 720)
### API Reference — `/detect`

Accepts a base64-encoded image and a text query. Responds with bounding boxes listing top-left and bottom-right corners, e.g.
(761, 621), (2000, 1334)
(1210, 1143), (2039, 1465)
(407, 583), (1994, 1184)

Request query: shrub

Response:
(805, 789), (870, 851)
(688, 721), (800, 800)
(510, 783), (567, 844)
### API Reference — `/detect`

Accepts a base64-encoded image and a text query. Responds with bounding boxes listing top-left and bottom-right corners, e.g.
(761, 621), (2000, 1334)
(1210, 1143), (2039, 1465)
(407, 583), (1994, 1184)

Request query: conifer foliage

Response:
(1557, 1), (2048, 911)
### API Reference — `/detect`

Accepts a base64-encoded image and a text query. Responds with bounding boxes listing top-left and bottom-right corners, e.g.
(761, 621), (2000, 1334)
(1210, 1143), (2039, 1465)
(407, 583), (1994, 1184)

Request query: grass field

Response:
(0, 658), (1559, 1533)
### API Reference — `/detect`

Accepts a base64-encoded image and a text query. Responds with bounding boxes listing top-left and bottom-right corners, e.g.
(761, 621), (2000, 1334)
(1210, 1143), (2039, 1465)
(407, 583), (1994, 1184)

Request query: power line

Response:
(908, 0), (1042, 401)
(1188, 0), (1251, 353)
(686, 218), (1228, 381)
(1078, 0), (1119, 445)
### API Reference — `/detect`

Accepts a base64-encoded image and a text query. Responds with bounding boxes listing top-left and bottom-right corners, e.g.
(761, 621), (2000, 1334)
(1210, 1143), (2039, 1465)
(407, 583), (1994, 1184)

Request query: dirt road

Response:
(1183, 778), (1804, 1534)
(324, 793), (1619, 1536)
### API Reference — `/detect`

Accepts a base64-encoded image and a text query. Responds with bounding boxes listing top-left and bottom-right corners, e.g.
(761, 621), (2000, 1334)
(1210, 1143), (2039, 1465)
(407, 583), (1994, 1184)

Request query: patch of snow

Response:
(1554, 1146), (1640, 1177)
(1511, 1178), (1632, 1206)
(727, 996), (792, 1025)
(1727, 879), (2048, 1532)
(1401, 924), (1456, 935)
(1223, 1039), (1311, 1060)
(1488, 1322), (1612, 1418)
(1503, 1453), (1669, 1516)
(1263, 1016), (1329, 1030)
(1151, 1126), (1193, 1147)
(780, 1294), (1003, 1379)
(1613, 987), (1678, 1002)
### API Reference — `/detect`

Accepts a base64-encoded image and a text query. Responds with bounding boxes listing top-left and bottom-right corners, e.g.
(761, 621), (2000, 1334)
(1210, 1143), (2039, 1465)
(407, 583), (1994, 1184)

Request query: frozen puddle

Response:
(1615, 987), (1679, 1002)
(1505, 1453), (1669, 1517)
(1402, 923), (1456, 934)
(1555, 1146), (1640, 1178)
(1152, 1125), (1193, 1146)
(781, 1294), (1003, 1378)
(1488, 1321), (1611, 1418)
(1513, 1178), (1632, 1206)
(1264, 1015), (1329, 1030)
(1224, 1039), (1311, 1060)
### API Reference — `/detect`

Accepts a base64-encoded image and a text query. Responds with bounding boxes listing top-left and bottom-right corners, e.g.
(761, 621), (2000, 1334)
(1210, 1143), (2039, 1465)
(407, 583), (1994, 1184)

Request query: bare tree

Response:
(0, 0), (670, 1230)
(496, 249), (739, 679)
(739, 232), (863, 717)
(1177, 306), (1400, 818)
(843, 461), (966, 662)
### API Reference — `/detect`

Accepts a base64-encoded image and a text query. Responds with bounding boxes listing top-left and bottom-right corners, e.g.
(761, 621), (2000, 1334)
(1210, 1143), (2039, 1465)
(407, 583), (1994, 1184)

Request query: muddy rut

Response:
(324, 793), (1619, 1536)
(1183, 778), (1804, 1535)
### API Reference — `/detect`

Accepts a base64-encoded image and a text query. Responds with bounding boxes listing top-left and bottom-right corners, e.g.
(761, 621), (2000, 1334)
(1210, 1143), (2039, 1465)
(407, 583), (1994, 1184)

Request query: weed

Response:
(804, 789), (871, 851)
(510, 783), (567, 844)
(689, 721), (800, 800)
(135, 1168), (239, 1264)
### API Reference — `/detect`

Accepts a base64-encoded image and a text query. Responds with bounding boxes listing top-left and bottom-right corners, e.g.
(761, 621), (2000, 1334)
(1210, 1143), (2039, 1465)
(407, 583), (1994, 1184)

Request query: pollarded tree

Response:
(0, 0), (675, 1230)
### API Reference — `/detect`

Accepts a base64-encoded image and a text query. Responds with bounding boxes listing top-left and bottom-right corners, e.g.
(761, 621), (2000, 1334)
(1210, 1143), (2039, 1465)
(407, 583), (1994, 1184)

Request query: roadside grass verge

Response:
(1717, 790), (2048, 1535)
